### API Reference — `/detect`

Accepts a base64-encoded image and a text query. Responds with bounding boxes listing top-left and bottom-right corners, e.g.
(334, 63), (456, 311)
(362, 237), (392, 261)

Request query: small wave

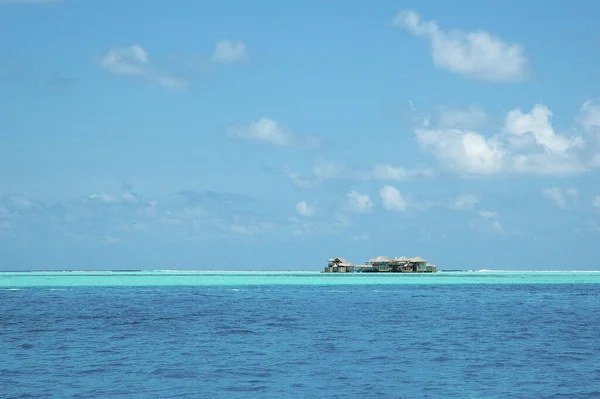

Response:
(222, 386), (269, 393)
(76, 368), (106, 375)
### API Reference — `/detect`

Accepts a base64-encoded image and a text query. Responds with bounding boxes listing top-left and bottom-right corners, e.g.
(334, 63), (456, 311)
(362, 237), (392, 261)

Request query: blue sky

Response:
(1, 0), (600, 270)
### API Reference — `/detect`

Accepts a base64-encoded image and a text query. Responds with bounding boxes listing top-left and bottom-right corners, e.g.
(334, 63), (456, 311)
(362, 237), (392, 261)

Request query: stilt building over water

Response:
(323, 256), (437, 273)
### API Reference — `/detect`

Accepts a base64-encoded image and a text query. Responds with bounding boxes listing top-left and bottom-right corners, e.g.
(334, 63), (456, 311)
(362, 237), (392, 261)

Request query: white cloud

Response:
(359, 164), (433, 181)
(470, 210), (504, 233)
(1, 195), (38, 211)
(393, 9), (528, 82)
(211, 39), (249, 64)
(284, 160), (430, 189)
(592, 195), (600, 209)
(541, 187), (578, 209)
(226, 118), (321, 149)
(100, 45), (147, 76)
(345, 191), (374, 213)
(437, 106), (487, 129)
(479, 210), (499, 219)
(578, 100), (600, 132)
(0, 190), (280, 243)
(86, 192), (140, 204)
(504, 105), (581, 152)
(416, 103), (587, 177)
(121, 192), (138, 203)
(282, 159), (344, 189)
(87, 193), (119, 204)
(288, 216), (310, 236)
(578, 102), (600, 167)
(451, 194), (479, 210)
(295, 200), (315, 217)
(380, 186), (407, 212)
(416, 128), (505, 175)
(313, 158), (344, 181)
(99, 45), (188, 91)
(334, 212), (351, 227)
(227, 118), (293, 146)
(281, 166), (316, 189)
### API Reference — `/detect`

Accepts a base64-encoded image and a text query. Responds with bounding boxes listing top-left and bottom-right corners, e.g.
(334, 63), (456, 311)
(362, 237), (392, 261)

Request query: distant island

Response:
(323, 256), (437, 273)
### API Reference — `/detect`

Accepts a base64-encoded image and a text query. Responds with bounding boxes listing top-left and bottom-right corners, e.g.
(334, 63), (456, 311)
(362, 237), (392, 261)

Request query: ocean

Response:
(2, 271), (600, 398)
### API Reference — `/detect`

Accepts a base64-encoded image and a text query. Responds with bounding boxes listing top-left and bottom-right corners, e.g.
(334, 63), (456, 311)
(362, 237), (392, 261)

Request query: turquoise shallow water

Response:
(2, 270), (600, 287)
(2, 271), (600, 398)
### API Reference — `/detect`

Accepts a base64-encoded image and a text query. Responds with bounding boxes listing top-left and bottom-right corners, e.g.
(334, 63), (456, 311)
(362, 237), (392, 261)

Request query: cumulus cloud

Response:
(393, 9), (528, 82)
(211, 39), (249, 64)
(227, 118), (293, 146)
(226, 118), (321, 149)
(345, 191), (374, 213)
(593, 195), (600, 209)
(416, 103), (588, 177)
(504, 105), (582, 152)
(359, 164), (433, 181)
(541, 187), (578, 209)
(416, 128), (505, 175)
(98, 45), (188, 91)
(295, 200), (315, 217)
(579, 100), (600, 133)
(380, 186), (407, 212)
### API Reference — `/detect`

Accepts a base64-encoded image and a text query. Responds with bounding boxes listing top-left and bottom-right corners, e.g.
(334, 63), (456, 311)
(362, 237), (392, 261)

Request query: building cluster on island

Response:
(323, 256), (437, 273)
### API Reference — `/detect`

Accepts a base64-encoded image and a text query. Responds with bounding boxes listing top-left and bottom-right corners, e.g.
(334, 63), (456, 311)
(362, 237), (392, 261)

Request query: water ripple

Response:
(1, 284), (599, 398)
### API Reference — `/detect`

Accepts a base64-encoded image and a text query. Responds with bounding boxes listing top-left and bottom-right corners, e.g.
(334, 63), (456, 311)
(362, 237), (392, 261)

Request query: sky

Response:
(1, 0), (600, 271)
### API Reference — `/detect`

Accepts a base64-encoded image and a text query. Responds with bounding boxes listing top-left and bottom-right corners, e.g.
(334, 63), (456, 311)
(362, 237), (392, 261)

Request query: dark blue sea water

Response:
(2, 284), (600, 398)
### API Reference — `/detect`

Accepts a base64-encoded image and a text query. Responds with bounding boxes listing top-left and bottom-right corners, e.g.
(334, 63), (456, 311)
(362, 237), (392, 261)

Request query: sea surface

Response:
(2, 271), (600, 398)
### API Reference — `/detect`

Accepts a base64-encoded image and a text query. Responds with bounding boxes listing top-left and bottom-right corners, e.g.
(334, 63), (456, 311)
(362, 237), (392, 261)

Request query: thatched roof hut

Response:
(329, 257), (354, 267)
(366, 255), (391, 264)
(336, 258), (354, 267)
(410, 256), (427, 263)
